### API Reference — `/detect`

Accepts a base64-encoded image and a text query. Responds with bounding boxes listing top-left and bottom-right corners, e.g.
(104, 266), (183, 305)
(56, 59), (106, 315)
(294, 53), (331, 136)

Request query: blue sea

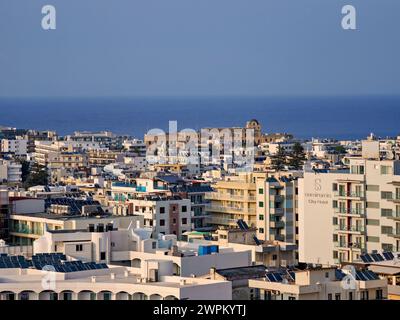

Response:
(0, 96), (399, 140)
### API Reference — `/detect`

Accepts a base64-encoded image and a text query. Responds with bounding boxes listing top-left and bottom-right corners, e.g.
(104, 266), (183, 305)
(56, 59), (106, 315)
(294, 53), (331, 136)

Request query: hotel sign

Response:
(304, 178), (332, 205)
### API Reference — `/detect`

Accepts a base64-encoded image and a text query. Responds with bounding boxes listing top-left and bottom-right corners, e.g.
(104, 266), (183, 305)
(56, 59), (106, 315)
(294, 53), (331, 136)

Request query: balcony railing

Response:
(270, 208), (284, 216)
(334, 208), (366, 216)
(334, 241), (366, 250)
(207, 205), (256, 214)
(10, 226), (43, 236)
(270, 221), (285, 229)
(334, 191), (365, 198)
(269, 195), (284, 202)
(334, 225), (365, 233)
(205, 193), (256, 202)
(210, 217), (240, 225)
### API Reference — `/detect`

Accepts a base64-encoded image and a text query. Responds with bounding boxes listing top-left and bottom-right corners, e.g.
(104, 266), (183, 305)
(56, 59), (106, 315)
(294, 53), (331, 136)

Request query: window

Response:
(361, 291), (369, 300)
(328, 294), (332, 300)
(381, 191), (393, 200)
(173, 218), (177, 224)
(160, 219), (165, 226)
(381, 208), (393, 217)
(152, 242), (157, 249)
(259, 201), (264, 208)
(366, 185), (379, 192)
(100, 252), (106, 260)
(258, 188), (264, 195)
(381, 165), (392, 175)
(259, 228), (264, 234)
(335, 293), (341, 300)
(332, 183), (338, 191)
(160, 207), (165, 214)
(259, 215), (264, 221)
(376, 289), (383, 300)
(76, 244), (83, 252)
(182, 218), (187, 225)
(182, 206), (187, 213)
(349, 292), (353, 300)
(351, 165), (364, 175)
(382, 226), (393, 235)
(325, 272), (329, 278)
(272, 254), (277, 261)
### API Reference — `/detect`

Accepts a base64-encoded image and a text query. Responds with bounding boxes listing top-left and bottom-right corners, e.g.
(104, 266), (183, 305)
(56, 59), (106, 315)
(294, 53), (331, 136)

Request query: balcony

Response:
(269, 195), (284, 202)
(207, 205), (256, 215)
(209, 217), (239, 226)
(387, 212), (400, 221)
(9, 226), (43, 237)
(270, 208), (284, 216)
(334, 241), (365, 250)
(334, 208), (366, 217)
(270, 221), (285, 229)
(205, 192), (256, 202)
(388, 231), (400, 239)
(334, 225), (365, 234)
(388, 196), (400, 203)
(334, 191), (365, 199)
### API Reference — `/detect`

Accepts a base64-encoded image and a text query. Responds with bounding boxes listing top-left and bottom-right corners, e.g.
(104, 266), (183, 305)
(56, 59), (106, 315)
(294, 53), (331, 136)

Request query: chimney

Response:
(91, 276), (96, 283)
(110, 273), (116, 280)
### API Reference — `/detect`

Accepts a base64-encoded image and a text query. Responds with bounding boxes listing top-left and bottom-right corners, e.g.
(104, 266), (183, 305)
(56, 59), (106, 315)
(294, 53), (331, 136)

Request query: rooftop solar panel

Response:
(266, 273), (276, 282)
(376, 254), (385, 261)
(273, 273), (283, 282)
(335, 269), (346, 280)
(371, 254), (380, 262)
(356, 271), (369, 281)
(360, 255), (369, 263)
(365, 254), (374, 263)
(383, 252), (395, 260)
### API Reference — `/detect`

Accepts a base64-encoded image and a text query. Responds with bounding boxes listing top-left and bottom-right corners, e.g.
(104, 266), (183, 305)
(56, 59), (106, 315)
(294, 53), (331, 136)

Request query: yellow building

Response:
(206, 173), (263, 228)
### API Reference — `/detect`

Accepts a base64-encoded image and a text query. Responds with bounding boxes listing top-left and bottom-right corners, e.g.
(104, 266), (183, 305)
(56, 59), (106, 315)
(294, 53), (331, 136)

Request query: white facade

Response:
(1, 138), (28, 155)
(0, 160), (22, 183)
(299, 155), (400, 266)
(0, 265), (232, 300)
(33, 225), (252, 278)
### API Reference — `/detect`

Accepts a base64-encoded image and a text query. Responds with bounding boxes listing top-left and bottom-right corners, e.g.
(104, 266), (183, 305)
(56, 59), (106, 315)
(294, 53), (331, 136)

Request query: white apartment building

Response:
(33, 223), (252, 278)
(0, 160), (22, 183)
(1, 137), (28, 156)
(299, 140), (400, 266)
(0, 262), (232, 300)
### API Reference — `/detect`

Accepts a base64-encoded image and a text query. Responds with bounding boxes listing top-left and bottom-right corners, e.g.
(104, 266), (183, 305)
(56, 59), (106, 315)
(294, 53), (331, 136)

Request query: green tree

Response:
(334, 145), (347, 154)
(271, 145), (287, 171)
(23, 163), (48, 189)
(288, 142), (306, 170)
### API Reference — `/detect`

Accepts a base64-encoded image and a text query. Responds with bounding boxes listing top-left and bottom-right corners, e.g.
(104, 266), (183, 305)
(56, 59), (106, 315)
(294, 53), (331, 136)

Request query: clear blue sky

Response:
(0, 0), (399, 97)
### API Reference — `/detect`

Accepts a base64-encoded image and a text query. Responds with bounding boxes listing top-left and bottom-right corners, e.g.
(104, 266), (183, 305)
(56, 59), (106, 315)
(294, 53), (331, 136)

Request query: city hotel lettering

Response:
(305, 179), (331, 205)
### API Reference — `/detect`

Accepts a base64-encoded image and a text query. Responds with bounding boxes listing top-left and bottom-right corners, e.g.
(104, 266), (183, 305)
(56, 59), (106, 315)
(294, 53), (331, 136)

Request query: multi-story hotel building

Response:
(299, 140), (400, 266)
